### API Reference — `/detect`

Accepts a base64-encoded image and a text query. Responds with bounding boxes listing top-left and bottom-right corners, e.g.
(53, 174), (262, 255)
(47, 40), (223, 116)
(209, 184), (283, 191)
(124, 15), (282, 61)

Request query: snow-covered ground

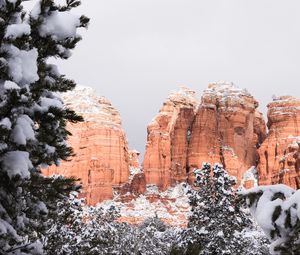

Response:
(98, 183), (190, 227)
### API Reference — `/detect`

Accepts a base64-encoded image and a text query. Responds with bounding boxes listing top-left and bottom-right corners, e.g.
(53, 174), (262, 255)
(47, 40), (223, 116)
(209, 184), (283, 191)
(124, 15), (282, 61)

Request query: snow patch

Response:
(11, 115), (35, 145)
(2, 151), (33, 179)
(5, 23), (31, 39)
(4, 80), (20, 90)
(0, 117), (12, 129)
(5, 45), (38, 85)
(39, 11), (80, 40)
(241, 166), (258, 188)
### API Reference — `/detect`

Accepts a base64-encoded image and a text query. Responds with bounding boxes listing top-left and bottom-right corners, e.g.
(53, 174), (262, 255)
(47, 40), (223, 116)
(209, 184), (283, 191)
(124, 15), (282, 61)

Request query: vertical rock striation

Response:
(143, 87), (198, 190)
(144, 83), (266, 189)
(43, 86), (130, 205)
(43, 84), (300, 206)
(258, 96), (300, 188)
(187, 82), (266, 185)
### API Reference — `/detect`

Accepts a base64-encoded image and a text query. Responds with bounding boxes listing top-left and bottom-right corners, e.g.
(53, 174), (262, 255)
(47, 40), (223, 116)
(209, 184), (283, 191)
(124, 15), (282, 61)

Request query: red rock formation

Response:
(143, 87), (198, 190)
(187, 82), (266, 185)
(118, 172), (147, 198)
(258, 96), (300, 188)
(43, 86), (130, 205)
(129, 150), (141, 168)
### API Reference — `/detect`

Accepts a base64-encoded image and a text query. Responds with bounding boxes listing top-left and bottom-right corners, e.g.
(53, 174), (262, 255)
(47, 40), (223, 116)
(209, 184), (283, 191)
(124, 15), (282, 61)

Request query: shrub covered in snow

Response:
(46, 192), (181, 255)
(0, 0), (89, 253)
(241, 184), (300, 254)
(173, 163), (269, 255)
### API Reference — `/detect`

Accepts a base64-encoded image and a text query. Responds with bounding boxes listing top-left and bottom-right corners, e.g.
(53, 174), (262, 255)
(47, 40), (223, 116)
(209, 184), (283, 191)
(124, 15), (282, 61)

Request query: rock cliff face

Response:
(143, 87), (198, 190)
(258, 96), (300, 188)
(43, 86), (130, 205)
(187, 82), (267, 185)
(44, 84), (300, 207)
(128, 150), (141, 169)
(144, 83), (266, 189)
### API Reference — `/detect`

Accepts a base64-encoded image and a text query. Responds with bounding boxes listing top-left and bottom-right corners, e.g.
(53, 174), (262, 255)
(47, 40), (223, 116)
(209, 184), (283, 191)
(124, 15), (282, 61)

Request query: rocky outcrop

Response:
(258, 96), (300, 188)
(143, 87), (198, 190)
(129, 150), (141, 169)
(43, 86), (130, 205)
(187, 82), (266, 185)
(43, 83), (300, 208)
(144, 83), (266, 189)
(118, 172), (147, 199)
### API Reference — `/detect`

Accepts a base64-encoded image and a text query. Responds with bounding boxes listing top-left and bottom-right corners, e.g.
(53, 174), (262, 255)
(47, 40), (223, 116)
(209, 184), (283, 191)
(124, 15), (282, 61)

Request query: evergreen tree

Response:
(46, 192), (181, 255)
(0, 0), (89, 253)
(175, 163), (269, 255)
(132, 215), (180, 255)
(241, 184), (300, 255)
(45, 192), (121, 254)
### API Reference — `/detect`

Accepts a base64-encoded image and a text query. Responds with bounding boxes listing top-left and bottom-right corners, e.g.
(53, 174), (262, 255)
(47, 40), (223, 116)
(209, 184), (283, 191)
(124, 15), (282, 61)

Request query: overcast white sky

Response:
(33, 1), (300, 155)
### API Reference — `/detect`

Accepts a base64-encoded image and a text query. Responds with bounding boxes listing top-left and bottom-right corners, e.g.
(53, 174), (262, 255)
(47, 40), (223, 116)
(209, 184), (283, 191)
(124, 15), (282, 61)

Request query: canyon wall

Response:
(187, 82), (266, 184)
(258, 96), (300, 188)
(43, 86), (130, 205)
(143, 87), (198, 190)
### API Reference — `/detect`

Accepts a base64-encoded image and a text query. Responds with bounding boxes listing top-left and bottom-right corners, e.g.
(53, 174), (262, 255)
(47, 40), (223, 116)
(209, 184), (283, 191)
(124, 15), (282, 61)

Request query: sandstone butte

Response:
(43, 86), (134, 205)
(258, 96), (300, 188)
(187, 82), (267, 185)
(143, 87), (199, 190)
(44, 84), (300, 207)
(143, 82), (267, 190)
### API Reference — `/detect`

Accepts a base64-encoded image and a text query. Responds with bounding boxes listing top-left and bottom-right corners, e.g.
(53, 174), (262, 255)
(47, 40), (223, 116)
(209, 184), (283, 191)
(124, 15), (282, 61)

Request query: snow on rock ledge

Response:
(102, 183), (190, 227)
(62, 85), (122, 125)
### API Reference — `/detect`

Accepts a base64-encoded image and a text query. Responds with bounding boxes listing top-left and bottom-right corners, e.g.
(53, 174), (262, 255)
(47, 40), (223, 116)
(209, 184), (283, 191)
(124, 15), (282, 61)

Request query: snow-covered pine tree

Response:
(131, 215), (181, 255)
(175, 163), (268, 255)
(0, 0), (89, 253)
(241, 184), (300, 255)
(46, 195), (181, 255)
(45, 193), (122, 254)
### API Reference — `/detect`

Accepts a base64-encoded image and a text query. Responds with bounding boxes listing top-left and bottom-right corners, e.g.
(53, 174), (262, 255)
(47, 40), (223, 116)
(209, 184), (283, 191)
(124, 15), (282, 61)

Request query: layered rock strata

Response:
(43, 86), (130, 205)
(144, 83), (266, 189)
(187, 82), (267, 185)
(143, 87), (198, 190)
(44, 84), (300, 207)
(258, 96), (300, 188)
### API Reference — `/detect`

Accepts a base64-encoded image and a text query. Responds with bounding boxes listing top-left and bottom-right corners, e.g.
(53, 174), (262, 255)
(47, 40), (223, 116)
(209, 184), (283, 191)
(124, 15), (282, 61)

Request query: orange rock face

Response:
(42, 84), (300, 209)
(43, 86), (130, 205)
(129, 150), (141, 169)
(143, 83), (266, 189)
(187, 82), (266, 185)
(118, 172), (147, 198)
(143, 87), (198, 190)
(258, 96), (300, 188)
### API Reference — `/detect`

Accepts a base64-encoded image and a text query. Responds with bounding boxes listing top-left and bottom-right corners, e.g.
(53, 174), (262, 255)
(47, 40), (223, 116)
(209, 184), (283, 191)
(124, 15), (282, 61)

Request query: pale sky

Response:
(30, 1), (300, 156)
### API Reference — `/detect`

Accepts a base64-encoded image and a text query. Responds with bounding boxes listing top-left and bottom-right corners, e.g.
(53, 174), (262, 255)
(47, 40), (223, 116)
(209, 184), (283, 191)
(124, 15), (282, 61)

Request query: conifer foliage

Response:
(175, 163), (269, 255)
(241, 184), (300, 255)
(46, 193), (180, 255)
(0, 0), (89, 253)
